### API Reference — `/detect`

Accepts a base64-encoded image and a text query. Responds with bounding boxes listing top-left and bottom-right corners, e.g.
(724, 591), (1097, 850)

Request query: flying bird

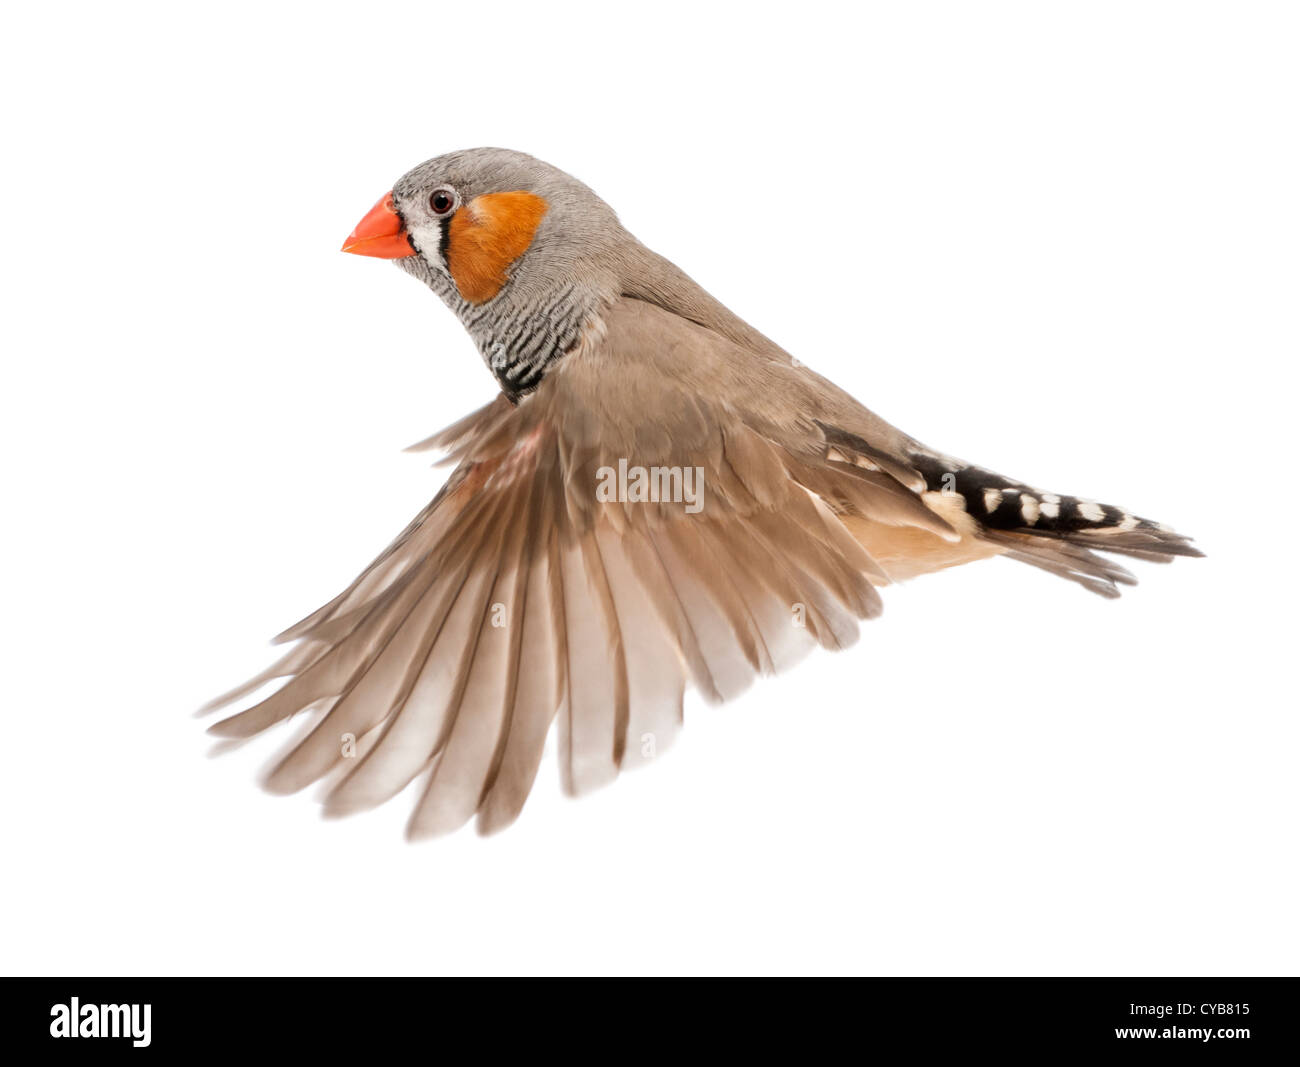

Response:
(206, 148), (1201, 837)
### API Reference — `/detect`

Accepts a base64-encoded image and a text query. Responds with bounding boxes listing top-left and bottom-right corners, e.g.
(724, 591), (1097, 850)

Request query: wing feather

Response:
(205, 299), (975, 834)
(476, 518), (566, 834)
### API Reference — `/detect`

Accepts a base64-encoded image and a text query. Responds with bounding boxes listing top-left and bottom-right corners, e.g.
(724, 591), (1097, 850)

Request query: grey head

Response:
(343, 147), (785, 398)
(388, 148), (631, 397)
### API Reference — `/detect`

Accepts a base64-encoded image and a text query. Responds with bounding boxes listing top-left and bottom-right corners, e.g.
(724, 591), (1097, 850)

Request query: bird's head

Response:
(343, 148), (628, 396)
(341, 147), (777, 397)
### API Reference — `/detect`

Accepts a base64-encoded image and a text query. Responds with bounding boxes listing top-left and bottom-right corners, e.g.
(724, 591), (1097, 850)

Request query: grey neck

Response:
(396, 231), (791, 400)
(397, 257), (602, 400)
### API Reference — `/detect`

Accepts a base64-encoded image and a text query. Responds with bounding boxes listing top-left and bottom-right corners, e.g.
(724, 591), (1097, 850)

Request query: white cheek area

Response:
(408, 223), (449, 272)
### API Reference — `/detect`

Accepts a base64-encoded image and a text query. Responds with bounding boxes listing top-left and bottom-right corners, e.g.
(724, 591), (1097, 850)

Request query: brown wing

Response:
(205, 298), (954, 836)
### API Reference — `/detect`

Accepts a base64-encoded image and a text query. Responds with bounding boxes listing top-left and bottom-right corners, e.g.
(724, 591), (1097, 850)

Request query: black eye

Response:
(429, 188), (456, 215)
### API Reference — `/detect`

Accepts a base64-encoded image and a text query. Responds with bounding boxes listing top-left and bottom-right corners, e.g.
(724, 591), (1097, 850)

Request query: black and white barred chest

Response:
(432, 276), (594, 400)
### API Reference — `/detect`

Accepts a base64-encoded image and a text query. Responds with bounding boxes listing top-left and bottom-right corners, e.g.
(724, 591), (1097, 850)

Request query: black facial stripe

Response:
(438, 216), (450, 265)
(392, 202), (421, 257)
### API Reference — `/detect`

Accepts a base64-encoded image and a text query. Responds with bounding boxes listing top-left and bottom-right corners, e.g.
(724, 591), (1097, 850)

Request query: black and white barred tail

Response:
(908, 451), (1203, 598)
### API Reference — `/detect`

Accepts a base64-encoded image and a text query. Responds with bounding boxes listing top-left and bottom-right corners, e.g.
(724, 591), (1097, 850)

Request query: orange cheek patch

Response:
(445, 191), (549, 304)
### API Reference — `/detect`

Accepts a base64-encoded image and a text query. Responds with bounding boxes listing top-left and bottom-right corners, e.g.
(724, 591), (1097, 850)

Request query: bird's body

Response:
(207, 148), (1200, 836)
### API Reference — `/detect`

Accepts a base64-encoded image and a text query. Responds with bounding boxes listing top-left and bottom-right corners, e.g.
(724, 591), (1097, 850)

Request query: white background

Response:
(2, 1), (1296, 977)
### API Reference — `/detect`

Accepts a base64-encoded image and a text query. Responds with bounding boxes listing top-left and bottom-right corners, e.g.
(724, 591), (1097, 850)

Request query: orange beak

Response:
(341, 192), (416, 258)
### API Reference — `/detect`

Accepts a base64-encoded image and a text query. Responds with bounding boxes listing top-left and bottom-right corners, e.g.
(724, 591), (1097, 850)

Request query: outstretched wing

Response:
(204, 300), (950, 836)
